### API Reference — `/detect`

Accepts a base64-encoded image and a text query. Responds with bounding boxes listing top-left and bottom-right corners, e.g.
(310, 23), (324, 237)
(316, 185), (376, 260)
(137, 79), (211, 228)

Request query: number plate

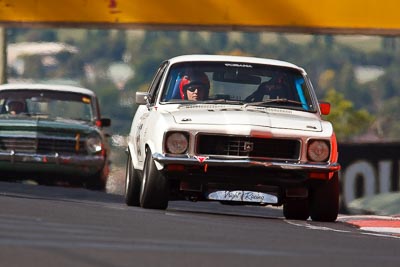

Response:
(207, 190), (278, 204)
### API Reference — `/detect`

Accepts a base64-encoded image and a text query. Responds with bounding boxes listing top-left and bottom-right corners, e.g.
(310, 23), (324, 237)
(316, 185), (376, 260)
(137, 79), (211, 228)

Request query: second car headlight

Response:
(307, 140), (330, 162)
(86, 135), (103, 153)
(165, 132), (189, 154)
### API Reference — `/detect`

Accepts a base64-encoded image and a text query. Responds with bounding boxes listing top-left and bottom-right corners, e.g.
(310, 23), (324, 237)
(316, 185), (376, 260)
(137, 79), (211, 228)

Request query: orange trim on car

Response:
(75, 133), (80, 151)
(167, 164), (185, 172)
(249, 130), (273, 138)
(309, 172), (329, 180)
(330, 133), (339, 163)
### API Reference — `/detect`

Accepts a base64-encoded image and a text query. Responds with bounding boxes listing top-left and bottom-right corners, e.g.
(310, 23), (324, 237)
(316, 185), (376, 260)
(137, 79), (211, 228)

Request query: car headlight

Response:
(307, 140), (330, 162)
(165, 132), (189, 154)
(86, 135), (103, 154)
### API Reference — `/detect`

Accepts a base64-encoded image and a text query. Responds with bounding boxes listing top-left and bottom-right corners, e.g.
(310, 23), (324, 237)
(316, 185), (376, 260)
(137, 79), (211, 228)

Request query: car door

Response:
(133, 62), (169, 165)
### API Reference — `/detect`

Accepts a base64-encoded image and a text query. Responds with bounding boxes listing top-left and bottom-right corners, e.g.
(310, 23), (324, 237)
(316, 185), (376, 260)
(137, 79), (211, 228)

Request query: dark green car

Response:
(0, 83), (111, 190)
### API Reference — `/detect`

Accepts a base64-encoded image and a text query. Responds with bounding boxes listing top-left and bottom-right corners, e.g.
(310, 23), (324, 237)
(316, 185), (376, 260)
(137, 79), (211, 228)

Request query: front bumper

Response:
(0, 151), (105, 175)
(153, 153), (341, 173)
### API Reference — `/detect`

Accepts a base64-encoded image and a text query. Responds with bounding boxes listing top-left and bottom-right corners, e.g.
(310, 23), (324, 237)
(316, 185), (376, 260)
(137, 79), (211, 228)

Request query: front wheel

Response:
(125, 153), (142, 206)
(283, 199), (309, 220)
(85, 166), (108, 191)
(309, 173), (339, 222)
(140, 149), (169, 209)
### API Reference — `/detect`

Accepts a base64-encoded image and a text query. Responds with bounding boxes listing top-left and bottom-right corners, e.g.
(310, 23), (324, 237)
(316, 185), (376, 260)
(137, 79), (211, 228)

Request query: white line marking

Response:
(284, 220), (351, 233)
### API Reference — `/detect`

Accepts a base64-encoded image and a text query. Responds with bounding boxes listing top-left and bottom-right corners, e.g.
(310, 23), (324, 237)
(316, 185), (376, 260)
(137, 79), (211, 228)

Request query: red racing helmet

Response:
(179, 71), (210, 100)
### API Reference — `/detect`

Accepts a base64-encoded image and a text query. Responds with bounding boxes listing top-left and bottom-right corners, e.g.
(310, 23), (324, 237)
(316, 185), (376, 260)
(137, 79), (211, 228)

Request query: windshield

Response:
(0, 89), (94, 122)
(161, 61), (317, 112)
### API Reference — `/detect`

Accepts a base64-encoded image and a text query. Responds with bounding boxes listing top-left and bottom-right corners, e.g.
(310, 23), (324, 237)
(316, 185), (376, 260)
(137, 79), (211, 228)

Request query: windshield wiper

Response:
(0, 112), (30, 117)
(164, 99), (188, 104)
(243, 98), (303, 108)
(202, 99), (245, 105)
(29, 112), (49, 116)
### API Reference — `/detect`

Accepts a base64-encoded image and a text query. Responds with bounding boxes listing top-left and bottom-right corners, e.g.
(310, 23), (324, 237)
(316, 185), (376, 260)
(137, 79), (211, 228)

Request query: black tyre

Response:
(283, 199), (309, 220)
(140, 149), (169, 209)
(309, 173), (339, 222)
(125, 153), (142, 206)
(85, 169), (107, 191)
(86, 177), (106, 191)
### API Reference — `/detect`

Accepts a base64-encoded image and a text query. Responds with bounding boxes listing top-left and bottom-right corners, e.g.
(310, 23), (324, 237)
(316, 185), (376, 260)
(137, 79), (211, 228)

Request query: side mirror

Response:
(319, 102), (331, 115)
(136, 92), (150, 105)
(96, 118), (111, 127)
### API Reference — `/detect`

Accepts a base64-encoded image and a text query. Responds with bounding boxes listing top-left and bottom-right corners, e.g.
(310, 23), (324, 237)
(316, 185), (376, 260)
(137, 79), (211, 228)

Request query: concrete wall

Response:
(338, 143), (400, 211)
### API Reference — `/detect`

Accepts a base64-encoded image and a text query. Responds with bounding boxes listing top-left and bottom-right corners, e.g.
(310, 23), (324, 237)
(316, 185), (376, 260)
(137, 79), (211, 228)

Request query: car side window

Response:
(147, 62), (168, 105)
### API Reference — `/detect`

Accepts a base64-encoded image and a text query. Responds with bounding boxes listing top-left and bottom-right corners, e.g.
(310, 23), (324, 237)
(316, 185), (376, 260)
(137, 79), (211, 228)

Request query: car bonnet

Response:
(0, 117), (96, 135)
(170, 105), (322, 132)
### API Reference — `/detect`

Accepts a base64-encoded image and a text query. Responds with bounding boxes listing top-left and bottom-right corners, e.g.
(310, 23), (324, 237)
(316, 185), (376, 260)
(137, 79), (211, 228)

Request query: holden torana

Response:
(0, 83), (111, 190)
(125, 55), (340, 222)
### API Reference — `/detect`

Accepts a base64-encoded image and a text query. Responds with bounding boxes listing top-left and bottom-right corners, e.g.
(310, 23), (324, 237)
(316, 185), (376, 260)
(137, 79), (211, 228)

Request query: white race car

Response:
(125, 54), (340, 222)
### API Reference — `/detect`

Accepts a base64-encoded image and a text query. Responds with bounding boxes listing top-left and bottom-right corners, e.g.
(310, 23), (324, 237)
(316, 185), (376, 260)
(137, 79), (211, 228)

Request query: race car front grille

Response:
(0, 137), (87, 154)
(196, 135), (300, 160)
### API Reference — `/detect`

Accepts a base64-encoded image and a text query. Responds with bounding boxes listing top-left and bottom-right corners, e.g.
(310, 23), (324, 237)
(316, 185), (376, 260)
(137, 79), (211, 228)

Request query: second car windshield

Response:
(161, 61), (317, 112)
(0, 90), (94, 121)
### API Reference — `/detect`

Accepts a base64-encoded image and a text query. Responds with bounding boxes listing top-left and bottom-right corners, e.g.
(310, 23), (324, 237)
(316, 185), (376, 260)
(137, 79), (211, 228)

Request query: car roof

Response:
(167, 54), (306, 73)
(0, 83), (96, 97)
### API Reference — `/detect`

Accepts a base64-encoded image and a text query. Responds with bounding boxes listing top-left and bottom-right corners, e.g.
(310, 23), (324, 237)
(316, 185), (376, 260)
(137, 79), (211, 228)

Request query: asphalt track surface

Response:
(0, 181), (399, 267)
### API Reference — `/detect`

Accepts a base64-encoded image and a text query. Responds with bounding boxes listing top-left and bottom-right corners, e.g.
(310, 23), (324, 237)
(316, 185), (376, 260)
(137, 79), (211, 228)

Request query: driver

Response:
(5, 98), (26, 115)
(179, 71), (210, 101)
(245, 74), (289, 102)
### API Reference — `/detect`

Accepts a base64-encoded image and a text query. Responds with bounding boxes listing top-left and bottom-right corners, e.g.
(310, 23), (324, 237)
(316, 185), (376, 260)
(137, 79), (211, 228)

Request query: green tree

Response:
(324, 89), (374, 142)
(208, 32), (229, 52)
(374, 96), (400, 140)
(21, 55), (45, 79)
(22, 29), (57, 42)
(109, 30), (126, 61)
